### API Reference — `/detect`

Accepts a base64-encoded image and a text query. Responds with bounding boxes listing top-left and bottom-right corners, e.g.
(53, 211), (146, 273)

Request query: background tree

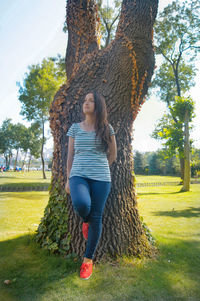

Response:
(11, 123), (29, 171)
(35, 0), (159, 263)
(96, 0), (122, 48)
(27, 122), (43, 172)
(134, 151), (144, 175)
(151, 0), (200, 181)
(152, 114), (184, 160)
(149, 153), (161, 175)
(17, 55), (66, 179)
(191, 149), (200, 178)
(144, 150), (180, 176)
(0, 119), (44, 171)
(173, 96), (195, 190)
(0, 119), (14, 169)
(152, 96), (195, 190)
(17, 125), (31, 170)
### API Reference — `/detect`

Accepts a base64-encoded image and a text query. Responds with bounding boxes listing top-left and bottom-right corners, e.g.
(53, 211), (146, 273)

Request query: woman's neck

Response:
(84, 116), (96, 126)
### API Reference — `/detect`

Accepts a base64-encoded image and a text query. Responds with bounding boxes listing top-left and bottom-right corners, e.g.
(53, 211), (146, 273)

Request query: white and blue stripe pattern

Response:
(66, 123), (115, 182)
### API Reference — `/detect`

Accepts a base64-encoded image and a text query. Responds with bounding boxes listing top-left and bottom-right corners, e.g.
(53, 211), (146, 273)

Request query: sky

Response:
(0, 0), (199, 153)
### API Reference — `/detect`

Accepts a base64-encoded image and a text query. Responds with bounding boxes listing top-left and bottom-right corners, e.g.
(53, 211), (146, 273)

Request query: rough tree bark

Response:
(37, 0), (159, 263)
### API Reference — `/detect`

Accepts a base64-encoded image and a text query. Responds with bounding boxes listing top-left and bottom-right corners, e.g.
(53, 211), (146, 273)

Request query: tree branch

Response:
(157, 47), (174, 66)
(110, 12), (120, 28)
(116, 0), (159, 41)
(65, 0), (99, 80)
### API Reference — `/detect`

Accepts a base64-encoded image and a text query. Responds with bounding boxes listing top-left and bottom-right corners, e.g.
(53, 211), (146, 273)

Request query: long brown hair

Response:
(81, 90), (112, 153)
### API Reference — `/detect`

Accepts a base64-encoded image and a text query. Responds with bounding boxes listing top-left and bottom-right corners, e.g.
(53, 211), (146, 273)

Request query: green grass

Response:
(135, 175), (182, 183)
(0, 171), (197, 186)
(0, 173), (200, 300)
(0, 171), (51, 187)
(0, 191), (48, 240)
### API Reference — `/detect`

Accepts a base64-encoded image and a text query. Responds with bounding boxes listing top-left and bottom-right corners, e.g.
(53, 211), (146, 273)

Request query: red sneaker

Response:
(82, 222), (89, 240)
(80, 262), (93, 280)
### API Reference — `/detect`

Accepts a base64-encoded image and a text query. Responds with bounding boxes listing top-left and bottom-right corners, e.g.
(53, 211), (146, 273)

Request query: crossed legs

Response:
(69, 176), (111, 261)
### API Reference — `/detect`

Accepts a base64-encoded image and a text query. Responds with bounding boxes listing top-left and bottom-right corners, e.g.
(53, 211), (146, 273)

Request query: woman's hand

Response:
(65, 179), (70, 194)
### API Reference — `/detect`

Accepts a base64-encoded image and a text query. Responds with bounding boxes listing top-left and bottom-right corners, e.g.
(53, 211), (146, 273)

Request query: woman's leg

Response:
(84, 179), (111, 260)
(69, 176), (91, 223)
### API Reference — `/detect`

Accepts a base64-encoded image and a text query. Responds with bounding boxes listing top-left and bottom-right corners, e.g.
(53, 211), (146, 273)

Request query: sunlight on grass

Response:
(137, 184), (200, 242)
(0, 191), (49, 241)
(0, 174), (200, 300)
(135, 175), (181, 183)
(0, 171), (51, 185)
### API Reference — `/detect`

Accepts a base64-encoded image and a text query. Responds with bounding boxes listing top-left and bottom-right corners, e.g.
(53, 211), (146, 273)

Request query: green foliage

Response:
(135, 148), (200, 178)
(0, 118), (13, 157)
(12, 123), (31, 152)
(152, 96), (195, 159)
(149, 153), (161, 175)
(154, 0), (200, 59)
(27, 121), (43, 159)
(151, 61), (196, 104)
(134, 151), (144, 174)
(150, 1), (199, 175)
(172, 95), (195, 122)
(0, 118), (42, 168)
(140, 216), (156, 246)
(34, 179), (71, 255)
(135, 150), (184, 177)
(191, 149), (200, 177)
(17, 55), (66, 122)
(152, 114), (184, 158)
(151, 0), (200, 103)
(16, 55), (66, 177)
(97, 0), (121, 48)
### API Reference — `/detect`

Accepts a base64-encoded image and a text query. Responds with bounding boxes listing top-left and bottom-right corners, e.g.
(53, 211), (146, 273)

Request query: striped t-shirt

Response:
(66, 122), (115, 182)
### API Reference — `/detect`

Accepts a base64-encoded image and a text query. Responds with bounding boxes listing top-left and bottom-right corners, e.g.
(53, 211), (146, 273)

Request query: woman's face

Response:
(83, 93), (95, 115)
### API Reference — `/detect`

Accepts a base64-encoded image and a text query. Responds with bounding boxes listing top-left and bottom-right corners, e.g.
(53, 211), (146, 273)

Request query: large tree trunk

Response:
(36, 0), (159, 263)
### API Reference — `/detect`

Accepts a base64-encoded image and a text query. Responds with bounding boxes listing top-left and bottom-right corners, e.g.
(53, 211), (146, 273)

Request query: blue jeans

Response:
(69, 176), (111, 259)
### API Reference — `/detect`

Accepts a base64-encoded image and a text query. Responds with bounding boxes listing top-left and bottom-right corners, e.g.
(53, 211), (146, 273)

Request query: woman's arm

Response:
(107, 135), (117, 166)
(67, 136), (75, 180)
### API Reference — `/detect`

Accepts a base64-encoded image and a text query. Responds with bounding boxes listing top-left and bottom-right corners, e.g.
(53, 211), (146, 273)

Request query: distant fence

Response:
(136, 181), (181, 187)
(136, 180), (200, 187)
(0, 180), (199, 192)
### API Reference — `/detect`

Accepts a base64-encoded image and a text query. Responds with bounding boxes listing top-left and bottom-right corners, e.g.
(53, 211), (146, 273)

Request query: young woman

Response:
(65, 90), (117, 280)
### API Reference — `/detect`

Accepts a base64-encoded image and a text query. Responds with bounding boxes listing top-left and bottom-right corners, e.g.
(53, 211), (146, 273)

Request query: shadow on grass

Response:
(0, 234), (81, 301)
(138, 190), (183, 196)
(0, 192), (49, 201)
(86, 239), (200, 300)
(0, 235), (200, 300)
(0, 176), (17, 179)
(0, 182), (50, 187)
(152, 206), (200, 218)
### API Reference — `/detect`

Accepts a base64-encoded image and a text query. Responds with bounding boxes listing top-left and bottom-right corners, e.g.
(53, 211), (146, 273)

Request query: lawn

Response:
(0, 171), (51, 187)
(135, 175), (182, 183)
(0, 171), (197, 187)
(0, 172), (200, 300)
